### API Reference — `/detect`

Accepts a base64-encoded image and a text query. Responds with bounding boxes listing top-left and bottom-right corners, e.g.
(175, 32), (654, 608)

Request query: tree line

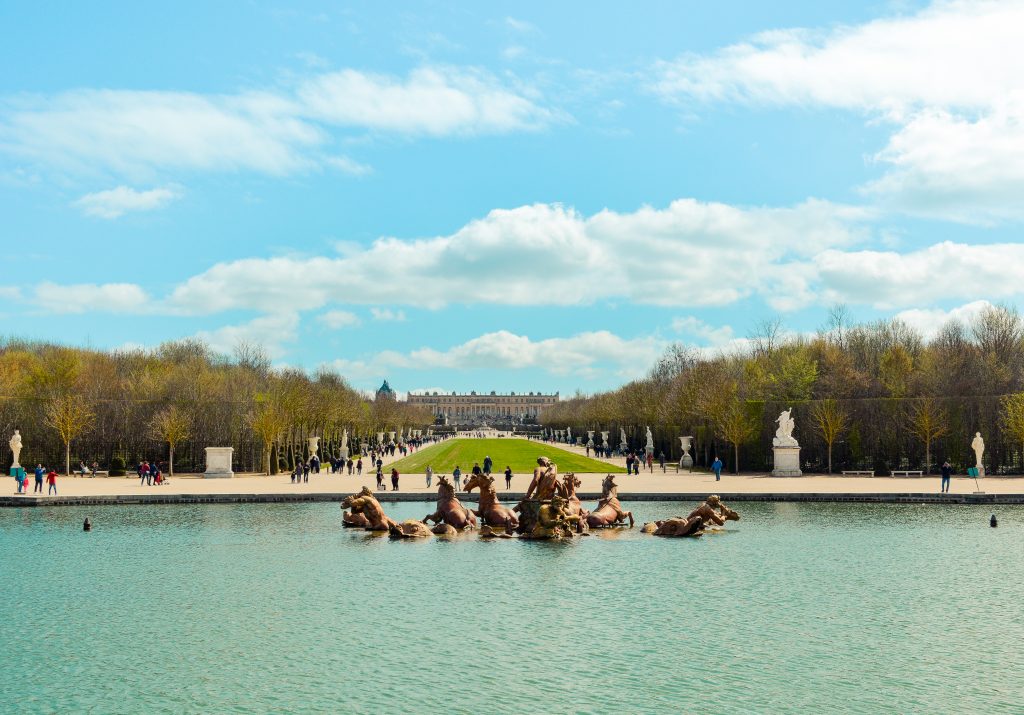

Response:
(539, 305), (1024, 475)
(0, 338), (434, 475)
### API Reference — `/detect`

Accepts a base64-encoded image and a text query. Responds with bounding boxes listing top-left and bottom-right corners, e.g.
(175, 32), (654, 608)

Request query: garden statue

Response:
(601, 431), (609, 450)
(463, 472), (519, 530)
(619, 428), (628, 453)
(645, 426), (654, 455)
(9, 430), (22, 469)
(307, 436), (320, 458)
(687, 495), (740, 527)
(587, 431), (595, 448)
(340, 505), (371, 528)
(679, 436), (693, 469)
(423, 476), (477, 530)
(586, 475), (634, 528)
(773, 408), (798, 447)
(376, 431), (384, 445)
(641, 515), (704, 537)
(390, 520), (433, 538)
(972, 432), (985, 475)
(339, 429), (349, 460)
(524, 457), (559, 501)
(557, 472), (588, 528)
(340, 487), (399, 532)
(567, 427), (572, 443)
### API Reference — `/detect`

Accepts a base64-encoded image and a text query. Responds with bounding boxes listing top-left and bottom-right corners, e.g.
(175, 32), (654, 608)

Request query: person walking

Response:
(646, 452), (654, 472)
(504, 466), (513, 490)
(46, 469), (58, 495)
(483, 455), (493, 475)
(625, 454), (634, 474)
(302, 461), (310, 483)
(376, 467), (385, 490)
(356, 458), (363, 476)
(712, 456), (723, 481)
(658, 451), (666, 472)
(472, 462), (482, 478)
(453, 466), (462, 490)
(391, 467), (399, 491)
(347, 458), (354, 475)
(425, 465), (433, 488)
(34, 464), (44, 493)
(940, 460), (953, 493)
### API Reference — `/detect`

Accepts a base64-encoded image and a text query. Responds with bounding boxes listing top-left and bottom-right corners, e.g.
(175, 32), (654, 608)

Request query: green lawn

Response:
(389, 438), (625, 474)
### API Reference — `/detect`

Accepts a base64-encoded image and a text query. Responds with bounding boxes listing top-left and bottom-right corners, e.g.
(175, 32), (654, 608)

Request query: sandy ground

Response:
(10, 436), (1018, 499)
(9, 468), (1019, 499)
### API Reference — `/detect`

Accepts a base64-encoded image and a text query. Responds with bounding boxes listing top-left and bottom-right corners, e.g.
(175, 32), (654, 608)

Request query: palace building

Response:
(406, 389), (559, 424)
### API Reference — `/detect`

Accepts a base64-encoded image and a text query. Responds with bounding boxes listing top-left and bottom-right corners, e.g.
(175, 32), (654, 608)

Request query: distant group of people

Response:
(14, 465), (59, 494)
(423, 455), (514, 491)
(137, 460), (165, 486)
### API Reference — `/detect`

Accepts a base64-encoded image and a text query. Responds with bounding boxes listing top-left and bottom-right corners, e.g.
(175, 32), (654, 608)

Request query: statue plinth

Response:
(204, 447), (235, 479)
(679, 454), (693, 469)
(771, 441), (801, 477)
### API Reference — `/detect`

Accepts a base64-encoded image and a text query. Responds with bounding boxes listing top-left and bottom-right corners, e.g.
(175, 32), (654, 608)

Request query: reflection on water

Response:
(1, 501), (1021, 713)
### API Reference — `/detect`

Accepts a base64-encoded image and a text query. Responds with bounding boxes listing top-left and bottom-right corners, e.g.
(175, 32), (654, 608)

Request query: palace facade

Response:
(407, 389), (559, 424)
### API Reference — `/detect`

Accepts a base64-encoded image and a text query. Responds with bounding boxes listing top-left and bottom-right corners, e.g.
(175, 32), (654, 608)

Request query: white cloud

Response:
(194, 313), (298, 358)
(816, 241), (1024, 308)
(164, 198), (868, 315)
(327, 329), (665, 381)
(370, 308), (406, 322)
(0, 67), (558, 179)
(505, 17), (537, 33)
(671, 316), (735, 346)
(325, 155), (372, 176)
(317, 309), (361, 329)
(653, 0), (1024, 222)
(893, 300), (994, 339)
(654, 1), (1024, 115)
(32, 282), (150, 314)
(864, 99), (1024, 222)
(73, 185), (181, 218)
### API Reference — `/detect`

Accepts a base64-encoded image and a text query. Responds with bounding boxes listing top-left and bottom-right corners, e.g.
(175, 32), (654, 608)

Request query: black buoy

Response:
(990, 514), (998, 528)
(83, 517), (91, 532)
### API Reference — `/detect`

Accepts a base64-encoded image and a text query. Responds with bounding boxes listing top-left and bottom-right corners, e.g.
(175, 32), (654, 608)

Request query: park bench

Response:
(891, 470), (924, 477)
(841, 470), (875, 476)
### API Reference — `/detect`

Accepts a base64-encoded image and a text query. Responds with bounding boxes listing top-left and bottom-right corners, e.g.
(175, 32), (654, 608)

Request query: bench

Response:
(891, 470), (924, 477)
(842, 470), (875, 476)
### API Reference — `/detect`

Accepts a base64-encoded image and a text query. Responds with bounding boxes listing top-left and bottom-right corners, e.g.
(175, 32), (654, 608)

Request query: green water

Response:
(1, 502), (1021, 714)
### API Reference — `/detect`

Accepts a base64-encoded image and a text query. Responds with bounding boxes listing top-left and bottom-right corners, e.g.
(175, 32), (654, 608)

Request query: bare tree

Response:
(811, 399), (848, 474)
(149, 406), (191, 476)
(906, 398), (950, 475)
(44, 394), (95, 476)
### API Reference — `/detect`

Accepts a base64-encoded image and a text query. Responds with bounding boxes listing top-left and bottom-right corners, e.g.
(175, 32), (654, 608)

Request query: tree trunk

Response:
(827, 440), (833, 474)
(733, 443), (740, 474)
(169, 445), (175, 476)
(263, 443), (271, 475)
(65, 441), (71, 477)
(925, 439), (931, 475)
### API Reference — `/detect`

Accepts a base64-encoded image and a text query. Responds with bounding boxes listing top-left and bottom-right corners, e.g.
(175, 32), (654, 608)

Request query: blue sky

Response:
(3, 0), (1024, 395)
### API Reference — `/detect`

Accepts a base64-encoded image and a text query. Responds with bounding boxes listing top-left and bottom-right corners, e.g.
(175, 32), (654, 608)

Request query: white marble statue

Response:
(389, 431), (396, 444)
(619, 428), (628, 452)
(9, 430), (22, 469)
(601, 431), (609, 449)
(587, 430), (595, 448)
(972, 432), (985, 471)
(339, 429), (350, 460)
(645, 425), (654, 454)
(773, 408), (799, 447)
(567, 427), (572, 443)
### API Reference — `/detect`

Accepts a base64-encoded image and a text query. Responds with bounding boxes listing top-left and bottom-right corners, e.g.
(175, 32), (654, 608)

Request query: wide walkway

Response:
(6, 468), (1019, 499)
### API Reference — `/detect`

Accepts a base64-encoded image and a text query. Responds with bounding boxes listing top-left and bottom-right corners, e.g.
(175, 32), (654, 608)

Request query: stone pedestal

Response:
(679, 454), (693, 469)
(771, 446), (802, 477)
(204, 447), (234, 478)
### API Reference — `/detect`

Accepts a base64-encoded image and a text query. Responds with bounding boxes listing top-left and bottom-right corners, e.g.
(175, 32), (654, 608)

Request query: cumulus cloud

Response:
(893, 300), (994, 339)
(73, 185), (181, 218)
(327, 329), (665, 381)
(316, 309), (361, 329)
(671, 316), (735, 346)
(653, 0), (1024, 222)
(0, 66), (558, 179)
(816, 241), (1024, 308)
(163, 198), (867, 315)
(194, 313), (298, 358)
(370, 308), (406, 322)
(33, 282), (150, 314)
